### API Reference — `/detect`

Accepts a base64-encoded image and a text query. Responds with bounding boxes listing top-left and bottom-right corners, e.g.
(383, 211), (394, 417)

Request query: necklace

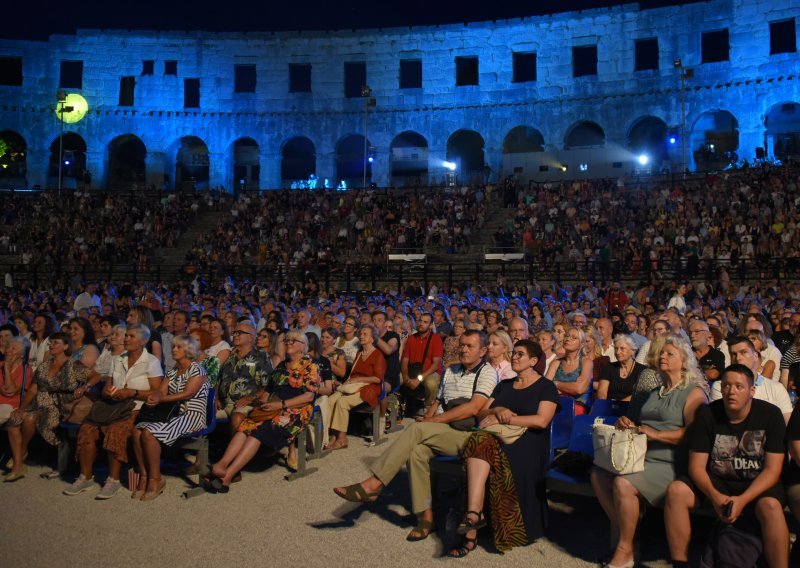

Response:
(620, 360), (635, 378)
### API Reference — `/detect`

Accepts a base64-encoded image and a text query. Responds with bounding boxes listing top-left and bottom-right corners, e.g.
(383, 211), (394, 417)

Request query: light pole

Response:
(674, 60), (693, 180)
(56, 90), (74, 193)
(361, 85), (376, 189)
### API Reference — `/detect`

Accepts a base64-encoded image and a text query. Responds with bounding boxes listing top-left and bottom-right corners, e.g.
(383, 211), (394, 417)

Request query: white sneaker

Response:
(63, 474), (95, 496)
(96, 478), (122, 500)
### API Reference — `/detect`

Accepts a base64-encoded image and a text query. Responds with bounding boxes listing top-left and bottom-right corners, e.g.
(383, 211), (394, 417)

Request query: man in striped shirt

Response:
(334, 329), (499, 542)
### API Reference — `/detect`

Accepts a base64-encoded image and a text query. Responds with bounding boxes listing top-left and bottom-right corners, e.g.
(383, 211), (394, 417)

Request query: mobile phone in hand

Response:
(723, 501), (733, 517)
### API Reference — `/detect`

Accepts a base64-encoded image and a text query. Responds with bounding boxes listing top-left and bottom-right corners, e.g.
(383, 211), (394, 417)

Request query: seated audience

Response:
(597, 335), (647, 402)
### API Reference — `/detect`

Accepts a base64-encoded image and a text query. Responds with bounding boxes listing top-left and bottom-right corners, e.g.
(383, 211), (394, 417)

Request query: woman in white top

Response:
(487, 330), (515, 381)
(206, 318), (231, 366)
(336, 316), (361, 365)
(536, 330), (558, 376)
(29, 312), (56, 372)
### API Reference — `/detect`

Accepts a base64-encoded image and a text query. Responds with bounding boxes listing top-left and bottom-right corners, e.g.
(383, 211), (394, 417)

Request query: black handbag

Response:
(87, 398), (135, 425)
(135, 401), (182, 424)
(442, 362), (487, 431)
(407, 333), (434, 380)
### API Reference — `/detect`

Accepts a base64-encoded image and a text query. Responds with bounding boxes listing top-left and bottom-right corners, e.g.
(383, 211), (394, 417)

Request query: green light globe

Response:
(55, 93), (89, 124)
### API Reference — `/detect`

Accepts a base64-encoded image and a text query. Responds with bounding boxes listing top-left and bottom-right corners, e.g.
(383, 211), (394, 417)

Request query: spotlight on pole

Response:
(443, 161), (457, 171)
(638, 154), (649, 166)
(669, 136), (677, 145)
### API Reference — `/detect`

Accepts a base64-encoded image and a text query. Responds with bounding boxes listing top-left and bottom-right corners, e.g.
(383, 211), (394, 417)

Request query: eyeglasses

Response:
(232, 330), (253, 336)
(283, 339), (300, 345)
(511, 351), (528, 358)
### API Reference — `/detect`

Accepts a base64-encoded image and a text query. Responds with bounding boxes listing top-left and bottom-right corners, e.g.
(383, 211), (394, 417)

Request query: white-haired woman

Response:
(132, 335), (209, 501)
(597, 335), (647, 402)
(545, 326), (593, 414)
(590, 334), (707, 568)
(207, 330), (319, 492)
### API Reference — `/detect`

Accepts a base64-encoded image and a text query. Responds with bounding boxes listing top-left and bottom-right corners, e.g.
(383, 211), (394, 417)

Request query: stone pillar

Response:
(738, 124), (763, 164)
(317, 150), (336, 187)
(208, 152), (225, 191)
(484, 146), (502, 184)
(371, 147), (389, 188)
(145, 151), (165, 190)
(84, 150), (104, 191)
(25, 148), (48, 189)
(259, 150), (280, 190)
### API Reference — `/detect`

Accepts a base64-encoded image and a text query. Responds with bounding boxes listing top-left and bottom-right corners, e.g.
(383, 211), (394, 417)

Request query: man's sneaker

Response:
(96, 478), (122, 500)
(63, 474), (95, 496)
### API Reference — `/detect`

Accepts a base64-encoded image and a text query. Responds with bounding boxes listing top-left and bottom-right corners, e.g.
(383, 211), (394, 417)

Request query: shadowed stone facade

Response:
(0, 0), (798, 190)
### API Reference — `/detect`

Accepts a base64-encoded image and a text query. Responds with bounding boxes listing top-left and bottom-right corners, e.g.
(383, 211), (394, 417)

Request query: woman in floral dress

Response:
(207, 330), (319, 492)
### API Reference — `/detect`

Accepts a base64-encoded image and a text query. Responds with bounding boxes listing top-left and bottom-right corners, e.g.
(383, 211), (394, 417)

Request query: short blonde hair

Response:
(489, 330), (514, 362)
(285, 329), (309, 354)
(172, 334), (200, 361)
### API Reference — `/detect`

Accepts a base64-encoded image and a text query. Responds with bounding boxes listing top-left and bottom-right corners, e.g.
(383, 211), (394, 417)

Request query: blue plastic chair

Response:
(546, 414), (597, 495)
(589, 399), (629, 418)
(550, 396), (575, 452)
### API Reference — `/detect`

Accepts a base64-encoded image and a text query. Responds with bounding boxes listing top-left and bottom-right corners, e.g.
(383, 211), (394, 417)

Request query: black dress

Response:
(463, 377), (559, 551)
(599, 361), (646, 401)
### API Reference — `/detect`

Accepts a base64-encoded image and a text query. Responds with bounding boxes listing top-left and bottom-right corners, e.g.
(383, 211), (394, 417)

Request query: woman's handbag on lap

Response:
(592, 420), (646, 475)
(475, 423), (527, 445)
(87, 398), (135, 425)
(135, 401), (182, 424)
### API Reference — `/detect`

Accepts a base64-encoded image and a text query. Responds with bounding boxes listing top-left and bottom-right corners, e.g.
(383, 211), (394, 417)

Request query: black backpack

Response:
(699, 519), (763, 568)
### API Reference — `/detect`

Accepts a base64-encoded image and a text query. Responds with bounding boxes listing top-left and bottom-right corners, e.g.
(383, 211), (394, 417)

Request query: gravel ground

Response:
(1, 428), (675, 568)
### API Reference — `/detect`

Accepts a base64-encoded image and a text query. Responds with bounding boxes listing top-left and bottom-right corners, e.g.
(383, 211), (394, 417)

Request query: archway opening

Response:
(765, 102), (800, 162)
(503, 126), (544, 153)
(446, 129), (485, 181)
(49, 132), (87, 188)
(336, 134), (371, 187)
(390, 131), (428, 185)
(564, 121), (605, 149)
(175, 136), (209, 191)
(691, 110), (739, 171)
(281, 137), (316, 183)
(627, 116), (668, 165)
(108, 134), (146, 190)
(0, 130), (27, 183)
(233, 138), (260, 190)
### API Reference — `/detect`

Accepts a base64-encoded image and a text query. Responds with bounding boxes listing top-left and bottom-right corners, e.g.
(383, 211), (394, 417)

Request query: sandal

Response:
(447, 536), (477, 558)
(406, 519), (435, 542)
(132, 476), (148, 500)
(456, 510), (486, 535)
(333, 482), (381, 503)
(325, 439), (349, 451)
(141, 478), (166, 502)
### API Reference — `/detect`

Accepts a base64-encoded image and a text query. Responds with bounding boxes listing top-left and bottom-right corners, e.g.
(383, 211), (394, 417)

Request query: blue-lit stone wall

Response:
(0, 0), (798, 189)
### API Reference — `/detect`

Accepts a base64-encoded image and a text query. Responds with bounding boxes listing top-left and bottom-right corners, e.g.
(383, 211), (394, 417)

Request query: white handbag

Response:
(591, 418), (647, 475)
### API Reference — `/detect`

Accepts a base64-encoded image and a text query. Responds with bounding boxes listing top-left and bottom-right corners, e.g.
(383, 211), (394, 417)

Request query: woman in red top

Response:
(0, 337), (33, 425)
(325, 324), (386, 451)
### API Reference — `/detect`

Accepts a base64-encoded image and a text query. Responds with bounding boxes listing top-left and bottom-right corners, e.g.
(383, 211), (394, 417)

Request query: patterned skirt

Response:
(462, 431), (526, 553)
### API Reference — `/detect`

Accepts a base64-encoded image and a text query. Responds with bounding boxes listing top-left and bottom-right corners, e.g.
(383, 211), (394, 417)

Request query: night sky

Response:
(2, 1), (699, 40)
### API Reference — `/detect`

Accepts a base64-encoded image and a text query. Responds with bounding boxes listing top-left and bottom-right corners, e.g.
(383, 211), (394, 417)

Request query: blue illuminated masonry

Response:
(0, 0), (798, 190)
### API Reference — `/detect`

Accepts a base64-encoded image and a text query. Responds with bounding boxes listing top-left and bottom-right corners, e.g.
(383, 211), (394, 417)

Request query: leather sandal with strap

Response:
(406, 519), (435, 542)
(456, 510), (486, 534)
(333, 482), (381, 503)
(447, 536), (477, 559)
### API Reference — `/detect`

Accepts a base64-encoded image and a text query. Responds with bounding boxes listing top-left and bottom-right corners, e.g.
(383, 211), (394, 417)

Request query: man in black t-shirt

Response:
(688, 320), (725, 383)
(664, 364), (788, 568)
(786, 403), (800, 564)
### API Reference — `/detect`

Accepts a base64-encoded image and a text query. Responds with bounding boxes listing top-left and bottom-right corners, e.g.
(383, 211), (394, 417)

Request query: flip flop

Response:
(333, 483), (380, 503)
(406, 519), (435, 542)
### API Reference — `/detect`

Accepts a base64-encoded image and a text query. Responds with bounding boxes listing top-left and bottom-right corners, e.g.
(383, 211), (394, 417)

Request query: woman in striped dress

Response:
(133, 335), (208, 501)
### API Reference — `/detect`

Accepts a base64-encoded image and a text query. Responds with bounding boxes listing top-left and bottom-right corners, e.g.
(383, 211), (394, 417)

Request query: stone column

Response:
(25, 148), (48, 189)
(259, 150), (280, 190)
(145, 151), (165, 190)
(208, 152), (225, 191)
(84, 150), (104, 191)
(317, 150), (336, 187)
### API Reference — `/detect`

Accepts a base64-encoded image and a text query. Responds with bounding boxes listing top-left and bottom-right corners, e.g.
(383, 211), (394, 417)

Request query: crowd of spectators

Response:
(495, 164), (800, 276)
(0, 191), (209, 268)
(183, 185), (487, 271)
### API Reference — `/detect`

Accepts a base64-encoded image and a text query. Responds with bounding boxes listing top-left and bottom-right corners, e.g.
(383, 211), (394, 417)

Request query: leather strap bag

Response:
(592, 419), (646, 475)
(86, 398), (135, 425)
(477, 423), (527, 445)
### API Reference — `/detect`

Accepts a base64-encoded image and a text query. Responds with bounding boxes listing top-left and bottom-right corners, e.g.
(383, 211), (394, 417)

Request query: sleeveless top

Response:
(554, 354), (590, 407)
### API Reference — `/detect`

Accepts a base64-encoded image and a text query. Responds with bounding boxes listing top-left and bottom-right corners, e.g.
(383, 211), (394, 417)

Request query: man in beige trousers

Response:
(333, 329), (498, 542)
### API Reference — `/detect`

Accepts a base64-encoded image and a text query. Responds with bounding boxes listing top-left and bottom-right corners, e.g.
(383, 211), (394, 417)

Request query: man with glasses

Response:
(218, 322), (273, 432)
(689, 320), (725, 384)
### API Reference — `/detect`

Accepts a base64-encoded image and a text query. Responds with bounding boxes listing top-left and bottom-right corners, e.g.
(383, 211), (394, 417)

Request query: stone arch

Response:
(690, 110), (739, 171)
(231, 137), (260, 190)
(502, 126), (544, 153)
(0, 130), (27, 183)
(107, 134), (146, 190)
(764, 102), (800, 162)
(627, 115), (668, 164)
(446, 129), (485, 177)
(564, 121), (605, 149)
(336, 134), (371, 187)
(281, 136), (316, 182)
(49, 132), (87, 188)
(169, 136), (209, 191)
(390, 131), (428, 184)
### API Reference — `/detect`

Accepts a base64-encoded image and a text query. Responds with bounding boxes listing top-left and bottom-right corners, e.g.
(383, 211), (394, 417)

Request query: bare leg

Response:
(609, 476), (640, 566)
(212, 432), (248, 478)
(664, 480), (698, 563)
(218, 436), (262, 486)
(78, 434), (98, 479)
(107, 454), (122, 481)
(130, 428), (147, 493)
(755, 497), (789, 568)
(141, 430), (162, 491)
(465, 457), (490, 514)
(7, 426), (23, 473)
(19, 415), (37, 462)
(230, 413), (244, 433)
(591, 469), (619, 543)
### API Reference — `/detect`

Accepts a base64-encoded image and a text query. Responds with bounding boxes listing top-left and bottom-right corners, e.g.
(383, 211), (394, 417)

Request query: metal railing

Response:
(2, 257), (797, 293)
